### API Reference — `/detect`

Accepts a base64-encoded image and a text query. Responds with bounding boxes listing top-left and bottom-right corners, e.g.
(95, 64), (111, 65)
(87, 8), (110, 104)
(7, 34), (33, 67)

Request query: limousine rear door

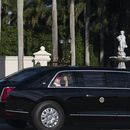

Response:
(74, 71), (127, 117)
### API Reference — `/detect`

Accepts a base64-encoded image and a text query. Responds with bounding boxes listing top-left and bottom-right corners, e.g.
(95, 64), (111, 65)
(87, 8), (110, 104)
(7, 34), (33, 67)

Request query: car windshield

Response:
(0, 67), (47, 83)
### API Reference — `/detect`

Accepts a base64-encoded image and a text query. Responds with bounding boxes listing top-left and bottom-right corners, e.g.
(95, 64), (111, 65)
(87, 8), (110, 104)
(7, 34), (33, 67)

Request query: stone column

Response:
(33, 46), (51, 66)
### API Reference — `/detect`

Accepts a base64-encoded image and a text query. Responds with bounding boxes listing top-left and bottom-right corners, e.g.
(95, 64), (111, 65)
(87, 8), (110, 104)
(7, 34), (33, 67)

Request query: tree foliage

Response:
(1, 0), (130, 66)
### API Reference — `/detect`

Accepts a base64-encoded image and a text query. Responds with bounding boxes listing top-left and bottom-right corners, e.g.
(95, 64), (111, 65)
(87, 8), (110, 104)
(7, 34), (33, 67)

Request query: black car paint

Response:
(6, 87), (130, 116)
(1, 66), (130, 128)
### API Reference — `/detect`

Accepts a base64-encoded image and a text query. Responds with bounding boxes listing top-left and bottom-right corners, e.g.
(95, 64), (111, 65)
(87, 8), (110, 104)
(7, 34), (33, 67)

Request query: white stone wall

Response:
(0, 46), (51, 78)
(0, 56), (34, 78)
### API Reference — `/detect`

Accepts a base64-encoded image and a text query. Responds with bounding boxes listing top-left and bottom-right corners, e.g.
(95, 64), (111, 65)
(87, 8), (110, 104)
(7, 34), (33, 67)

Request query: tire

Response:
(6, 119), (28, 128)
(32, 100), (64, 130)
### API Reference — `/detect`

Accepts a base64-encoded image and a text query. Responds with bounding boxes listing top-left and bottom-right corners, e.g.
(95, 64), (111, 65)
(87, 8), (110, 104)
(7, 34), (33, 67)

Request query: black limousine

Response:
(0, 66), (130, 130)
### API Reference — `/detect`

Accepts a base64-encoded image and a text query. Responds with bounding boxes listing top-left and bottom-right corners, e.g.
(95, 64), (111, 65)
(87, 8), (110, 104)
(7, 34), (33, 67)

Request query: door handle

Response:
(86, 94), (93, 97)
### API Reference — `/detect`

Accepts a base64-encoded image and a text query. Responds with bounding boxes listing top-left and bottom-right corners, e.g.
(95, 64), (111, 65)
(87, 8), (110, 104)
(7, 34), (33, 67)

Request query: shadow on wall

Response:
(0, 56), (5, 79)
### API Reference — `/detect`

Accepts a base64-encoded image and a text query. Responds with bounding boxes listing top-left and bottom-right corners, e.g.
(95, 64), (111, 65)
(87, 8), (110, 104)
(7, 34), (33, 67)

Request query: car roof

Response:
(24, 66), (130, 73)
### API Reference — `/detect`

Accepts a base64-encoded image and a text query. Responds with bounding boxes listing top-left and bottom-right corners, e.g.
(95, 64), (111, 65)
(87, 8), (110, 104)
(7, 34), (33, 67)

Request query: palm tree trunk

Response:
(17, 0), (24, 70)
(52, 0), (58, 66)
(100, 25), (104, 67)
(70, 0), (76, 66)
(84, 0), (90, 66)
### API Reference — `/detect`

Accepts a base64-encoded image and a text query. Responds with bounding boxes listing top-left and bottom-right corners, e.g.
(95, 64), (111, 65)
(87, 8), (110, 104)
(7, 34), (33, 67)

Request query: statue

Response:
(116, 30), (128, 57)
(109, 30), (130, 69)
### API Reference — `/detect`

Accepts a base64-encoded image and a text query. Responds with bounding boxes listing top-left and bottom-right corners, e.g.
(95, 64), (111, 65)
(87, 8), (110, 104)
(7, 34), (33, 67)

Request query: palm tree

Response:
(70, 0), (75, 66)
(98, 0), (106, 67)
(84, 0), (90, 66)
(17, 0), (24, 70)
(24, 0), (48, 29)
(52, 0), (58, 65)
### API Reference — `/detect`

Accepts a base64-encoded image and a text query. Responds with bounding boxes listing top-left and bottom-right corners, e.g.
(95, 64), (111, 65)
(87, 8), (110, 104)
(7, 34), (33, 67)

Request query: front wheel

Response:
(32, 100), (64, 130)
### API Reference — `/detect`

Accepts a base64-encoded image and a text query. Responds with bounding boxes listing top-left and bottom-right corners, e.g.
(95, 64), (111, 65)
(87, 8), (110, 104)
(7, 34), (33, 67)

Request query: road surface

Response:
(0, 119), (129, 130)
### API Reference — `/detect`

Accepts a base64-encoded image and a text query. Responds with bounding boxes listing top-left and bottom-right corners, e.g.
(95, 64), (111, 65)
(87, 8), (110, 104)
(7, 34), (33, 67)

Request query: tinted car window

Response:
(106, 72), (127, 87)
(77, 71), (105, 87)
(49, 72), (76, 87)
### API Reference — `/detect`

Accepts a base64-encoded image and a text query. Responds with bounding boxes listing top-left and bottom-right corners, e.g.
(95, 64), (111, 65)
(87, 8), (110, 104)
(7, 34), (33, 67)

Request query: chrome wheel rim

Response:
(41, 107), (59, 128)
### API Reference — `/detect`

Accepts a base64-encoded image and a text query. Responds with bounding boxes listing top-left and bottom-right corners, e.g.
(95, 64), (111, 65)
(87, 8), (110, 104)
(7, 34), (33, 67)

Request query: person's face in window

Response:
(54, 76), (61, 85)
